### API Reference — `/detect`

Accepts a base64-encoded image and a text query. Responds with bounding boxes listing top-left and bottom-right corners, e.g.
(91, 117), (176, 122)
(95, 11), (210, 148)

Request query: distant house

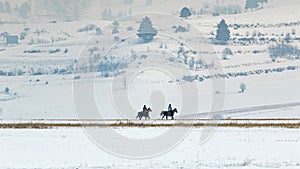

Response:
(5, 35), (18, 44)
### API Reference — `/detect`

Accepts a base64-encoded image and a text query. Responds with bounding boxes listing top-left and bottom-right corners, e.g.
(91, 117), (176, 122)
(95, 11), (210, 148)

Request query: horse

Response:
(160, 108), (178, 120)
(136, 108), (152, 120)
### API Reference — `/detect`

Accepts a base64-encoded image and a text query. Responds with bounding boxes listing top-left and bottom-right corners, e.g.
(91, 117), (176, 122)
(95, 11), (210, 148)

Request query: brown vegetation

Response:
(1, 119), (300, 129)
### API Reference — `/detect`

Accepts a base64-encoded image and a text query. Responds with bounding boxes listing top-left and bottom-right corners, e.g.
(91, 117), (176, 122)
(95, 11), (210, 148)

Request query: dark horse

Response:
(136, 108), (152, 120)
(161, 108), (178, 120)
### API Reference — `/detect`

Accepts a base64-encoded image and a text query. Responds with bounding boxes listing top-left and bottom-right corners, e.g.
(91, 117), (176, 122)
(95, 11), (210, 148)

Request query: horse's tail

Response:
(160, 111), (164, 116)
(136, 112), (141, 118)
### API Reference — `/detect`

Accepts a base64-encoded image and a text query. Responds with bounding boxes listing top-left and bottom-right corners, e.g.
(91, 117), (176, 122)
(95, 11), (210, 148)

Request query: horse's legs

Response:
(172, 116), (174, 120)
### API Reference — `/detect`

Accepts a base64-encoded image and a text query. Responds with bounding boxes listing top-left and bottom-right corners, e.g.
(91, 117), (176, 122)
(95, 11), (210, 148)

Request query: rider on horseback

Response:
(136, 105), (152, 120)
(143, 105), (147, 113)
(168, 104), (172, 113)
(161, 104), (178, 120)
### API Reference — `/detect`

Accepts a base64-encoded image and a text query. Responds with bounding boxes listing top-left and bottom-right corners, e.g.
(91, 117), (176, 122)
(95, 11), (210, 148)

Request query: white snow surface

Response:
(0, 127), (299, 169)
(0, 70), (300, 119)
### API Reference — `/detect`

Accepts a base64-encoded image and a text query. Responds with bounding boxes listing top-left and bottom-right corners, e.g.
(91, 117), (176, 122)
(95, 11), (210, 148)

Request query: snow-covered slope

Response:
(0, 0), (300, 120)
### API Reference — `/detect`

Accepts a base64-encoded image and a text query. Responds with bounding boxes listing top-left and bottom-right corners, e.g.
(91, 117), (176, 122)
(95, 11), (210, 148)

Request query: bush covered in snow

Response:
(78, 24), (97, 32)
(179, 7), (192, 19)
(222, 48), (233, 60)
(268, 43), (300, 61)
(240, 83), (247, 93)
(174, 26), (188, 33)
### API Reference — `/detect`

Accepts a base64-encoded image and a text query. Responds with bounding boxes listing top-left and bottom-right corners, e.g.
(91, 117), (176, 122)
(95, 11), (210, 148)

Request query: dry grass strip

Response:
(1, 121), (300, 129)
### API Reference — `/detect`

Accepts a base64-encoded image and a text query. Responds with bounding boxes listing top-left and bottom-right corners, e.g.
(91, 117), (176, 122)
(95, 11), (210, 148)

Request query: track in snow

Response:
(179, 102), (300, 118)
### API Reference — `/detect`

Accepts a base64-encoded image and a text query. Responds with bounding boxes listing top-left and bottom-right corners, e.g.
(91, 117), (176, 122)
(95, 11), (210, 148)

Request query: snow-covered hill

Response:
(0, 0), (300, 120)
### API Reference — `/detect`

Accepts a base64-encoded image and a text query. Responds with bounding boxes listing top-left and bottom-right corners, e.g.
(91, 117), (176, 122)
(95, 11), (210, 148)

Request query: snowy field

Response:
(0, 70), (300, 120)
(0, 127), (300, 169)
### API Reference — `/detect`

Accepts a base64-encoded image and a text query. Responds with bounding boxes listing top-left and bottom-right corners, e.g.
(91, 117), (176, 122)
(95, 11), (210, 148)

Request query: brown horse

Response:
(136, 108), (152, 120)
(161, 108), (178, 120)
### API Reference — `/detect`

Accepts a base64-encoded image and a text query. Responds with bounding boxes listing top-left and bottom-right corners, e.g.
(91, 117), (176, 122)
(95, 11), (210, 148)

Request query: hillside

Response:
(0, 0), (300, 119)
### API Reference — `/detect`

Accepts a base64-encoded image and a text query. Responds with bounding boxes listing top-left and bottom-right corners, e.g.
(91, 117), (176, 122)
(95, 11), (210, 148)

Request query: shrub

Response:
(73, 75), (81, 80)
(127, 26), (133, 31)
(179, 7), (192, 19)
(268, 43), (300, 61)
(4, 87), (10, 94)
(222, 48), (233, 59)
(175, 26), (187, 33)
(48, 48), (60, 54)
(240, 83), (246, 93)
(112, 27), (119, 34)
